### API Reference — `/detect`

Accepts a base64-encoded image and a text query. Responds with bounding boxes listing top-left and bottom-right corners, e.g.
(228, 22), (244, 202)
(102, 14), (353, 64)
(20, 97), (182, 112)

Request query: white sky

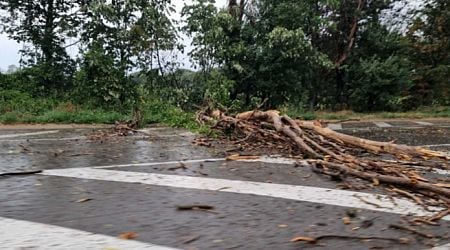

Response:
(0, 0), (227, 70)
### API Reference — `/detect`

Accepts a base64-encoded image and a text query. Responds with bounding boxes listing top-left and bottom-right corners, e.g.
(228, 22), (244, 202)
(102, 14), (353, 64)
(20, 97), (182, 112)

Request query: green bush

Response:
(0, 90), (57, 114)
(140, 96), (199, 130)
(73, 44), (136, 111)
(348, 56), (413, 112)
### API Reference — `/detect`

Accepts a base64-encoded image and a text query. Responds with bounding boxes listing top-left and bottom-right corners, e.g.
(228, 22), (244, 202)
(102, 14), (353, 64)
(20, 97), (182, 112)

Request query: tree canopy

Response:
(0, 0), (448, 112)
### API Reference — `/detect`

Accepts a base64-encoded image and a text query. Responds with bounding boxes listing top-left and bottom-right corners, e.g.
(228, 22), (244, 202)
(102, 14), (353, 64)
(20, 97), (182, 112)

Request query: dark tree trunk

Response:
(334, 68), (346, 110)
(42, 0), (55, 64)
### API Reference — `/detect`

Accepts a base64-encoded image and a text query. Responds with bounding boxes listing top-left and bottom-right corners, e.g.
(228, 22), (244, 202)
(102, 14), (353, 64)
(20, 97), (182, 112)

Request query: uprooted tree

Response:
(198, 109), (450, 222)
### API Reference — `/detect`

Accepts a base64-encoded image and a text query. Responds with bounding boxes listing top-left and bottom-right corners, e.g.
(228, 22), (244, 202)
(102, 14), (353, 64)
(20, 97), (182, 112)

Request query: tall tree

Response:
(0, 0), (81, 93)
(408, 0), (450, 105)
(74, 0), (179, 108)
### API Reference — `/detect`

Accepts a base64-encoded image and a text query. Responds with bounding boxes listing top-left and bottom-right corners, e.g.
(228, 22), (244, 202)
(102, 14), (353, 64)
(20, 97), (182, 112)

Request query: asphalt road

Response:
(0, 120), (449, 250)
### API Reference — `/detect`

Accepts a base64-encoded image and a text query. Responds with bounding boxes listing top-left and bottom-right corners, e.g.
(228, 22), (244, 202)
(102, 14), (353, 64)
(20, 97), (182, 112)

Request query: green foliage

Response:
(408, 0), (450, 106)
(0, 90), (127, 124)
(73, 44), (135, 110)
(183, 0), (333, 108)
(0, 90), (57, 114)
(1, 0), (449, 128)
(27, 110), (126, 124)
(0, 109), (127, 124)
(140, 96), (199, 130)
(0, 0), (78, 92)
(348, 56), (413, 112)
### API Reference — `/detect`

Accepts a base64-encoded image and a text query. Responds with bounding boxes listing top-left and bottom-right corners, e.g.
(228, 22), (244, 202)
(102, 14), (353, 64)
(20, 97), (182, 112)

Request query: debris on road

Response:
(0, 170), (42, 176)
(290, 234), (410, 244)
(176, 204), (217, 213)
(226, 154), (260, 161)
(197, 109), (450, 222)
(167, 162), (188, 171)
(389, 224), (436, 239)
(118, 231), (138, 240)
(74, 198), (92, 203)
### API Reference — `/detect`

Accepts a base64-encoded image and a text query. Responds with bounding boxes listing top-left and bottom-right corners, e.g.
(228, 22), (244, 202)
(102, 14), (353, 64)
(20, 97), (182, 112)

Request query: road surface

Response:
(1, 120), (449, 249)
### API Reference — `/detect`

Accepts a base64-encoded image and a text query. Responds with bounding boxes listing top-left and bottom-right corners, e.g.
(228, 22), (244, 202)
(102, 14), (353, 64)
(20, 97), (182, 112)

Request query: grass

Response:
(0, 110), (128, 124)
(0, 95), (211, 133)
(1, 90), (448, 134)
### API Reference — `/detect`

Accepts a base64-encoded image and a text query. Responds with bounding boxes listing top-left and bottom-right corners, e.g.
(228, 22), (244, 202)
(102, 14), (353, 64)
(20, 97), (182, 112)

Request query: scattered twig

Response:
(0, 170), (42, 176)
(353, 194), (387, 209)
(290, 234), (410, 244)
(427, 209), (450, 222)
(391, 187), (429, 211)
(176, 204), (218, 214)
(167, 163), (188, 171)
(389, 224), (437, 239)
(74, 198), (92, 203)
(69, 153), (94, 157)
(182, 235), (201, 244)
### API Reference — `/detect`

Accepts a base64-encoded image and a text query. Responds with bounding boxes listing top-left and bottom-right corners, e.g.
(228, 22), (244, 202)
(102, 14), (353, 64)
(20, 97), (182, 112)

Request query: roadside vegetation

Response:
(0, 0), (449, 129)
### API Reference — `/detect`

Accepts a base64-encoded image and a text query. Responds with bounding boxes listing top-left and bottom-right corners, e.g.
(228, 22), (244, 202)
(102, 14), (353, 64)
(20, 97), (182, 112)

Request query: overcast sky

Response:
(0, 0), (227, 70)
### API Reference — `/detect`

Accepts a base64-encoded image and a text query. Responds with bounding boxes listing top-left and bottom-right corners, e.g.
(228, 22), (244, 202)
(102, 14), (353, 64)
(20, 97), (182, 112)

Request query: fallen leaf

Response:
(342, 216), (351, 225)
(290, 236), (316, 243)
(177, 205), (215, 210)
(372, 178), (380, 186)
(182, 235), (200, 244)
(75, 198), (92, 203)
(360, 219), (374, 228)
(119, 232), (138, 240)
(226, 154), (260, 161)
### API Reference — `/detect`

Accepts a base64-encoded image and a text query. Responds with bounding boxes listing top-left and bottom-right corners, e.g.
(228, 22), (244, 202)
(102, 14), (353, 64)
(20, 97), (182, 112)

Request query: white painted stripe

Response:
(245, 156), (450, 176)
(40, 168), (449, 220)
(89, 156), (450, 176)
(327, 123), (342, 130)
(241, 156), (302, 165)
(0, 136), (85, 142)
(373, 122), (392, 128)
(430, 243), (450, 250)
(0, 130), (59, 139)
(422, 143), (450, 147)
(0, 216), (178, 250)
(93, 158), (226, 169)
(414, 121), (434, 126)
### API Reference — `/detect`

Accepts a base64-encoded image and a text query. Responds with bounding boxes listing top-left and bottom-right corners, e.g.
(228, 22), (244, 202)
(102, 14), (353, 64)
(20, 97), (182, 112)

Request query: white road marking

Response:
(41, 168), (449, 220)
(373, 122), (392, 128)
(423, 143), (450, 148)
(327, 123), (342, 130)
(0, 136), (85, 142)
(430, 243), (450, 250)
(0, 216), (178, 250)
(241, 156), (305, 165)
(93, 158), (226, 169)
(0, 130), (59, 139)
(414, 121), (434, 126)
(89, 156), (450, 176)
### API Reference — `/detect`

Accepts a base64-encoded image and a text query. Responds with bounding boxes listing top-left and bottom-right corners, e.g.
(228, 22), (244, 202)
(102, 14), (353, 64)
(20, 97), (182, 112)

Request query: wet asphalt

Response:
(1, 121), (450, 250)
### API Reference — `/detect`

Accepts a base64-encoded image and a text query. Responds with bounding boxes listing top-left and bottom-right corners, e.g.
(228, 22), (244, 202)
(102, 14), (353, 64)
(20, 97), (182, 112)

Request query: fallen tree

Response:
(197, 109), (450, 221)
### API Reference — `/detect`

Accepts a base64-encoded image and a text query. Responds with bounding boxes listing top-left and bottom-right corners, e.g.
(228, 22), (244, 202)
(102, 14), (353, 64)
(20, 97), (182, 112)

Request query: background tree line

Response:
(0, 0), (449, 124)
